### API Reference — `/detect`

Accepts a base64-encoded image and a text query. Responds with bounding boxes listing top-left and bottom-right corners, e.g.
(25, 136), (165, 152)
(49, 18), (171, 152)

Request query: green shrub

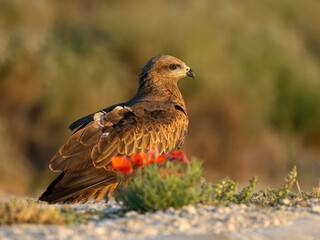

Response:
(199, 177), (238, 205)
(257, 166), (297, 206)
(199, 176), (258, 206)
(198, 166), (301, 207)
(303, 185), (320, 199)
(234, 177), (259, 204)
(118, 158), (203, 213)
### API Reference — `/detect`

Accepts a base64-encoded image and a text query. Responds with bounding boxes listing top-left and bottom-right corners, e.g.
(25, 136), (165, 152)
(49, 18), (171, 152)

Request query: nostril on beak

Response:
(185, 66), (190, 72)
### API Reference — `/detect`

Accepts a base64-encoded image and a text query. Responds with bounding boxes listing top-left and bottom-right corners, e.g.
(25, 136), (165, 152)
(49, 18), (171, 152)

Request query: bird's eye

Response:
(169, 64), (178, 70)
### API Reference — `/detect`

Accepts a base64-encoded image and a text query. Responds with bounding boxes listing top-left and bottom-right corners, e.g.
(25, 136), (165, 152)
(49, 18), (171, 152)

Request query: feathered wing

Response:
(39, 101), (188, 203)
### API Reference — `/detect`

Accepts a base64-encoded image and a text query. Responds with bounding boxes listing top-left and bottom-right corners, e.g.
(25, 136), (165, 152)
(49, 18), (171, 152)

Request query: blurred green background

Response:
(1, 0), (320, 196)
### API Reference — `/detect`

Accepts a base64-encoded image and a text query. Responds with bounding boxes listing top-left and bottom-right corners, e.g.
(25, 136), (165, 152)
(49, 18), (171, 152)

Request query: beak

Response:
(186, 68), (195, 79)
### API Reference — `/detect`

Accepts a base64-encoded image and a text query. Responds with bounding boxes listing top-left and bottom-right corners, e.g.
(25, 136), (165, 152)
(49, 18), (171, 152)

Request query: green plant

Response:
(234, 177), (259, 204)
(302, 180), (320, 199)
(255, 166), (297, 206)
(0, 198), (85, 225)
(199, 177), (238, 205)
(199, 176), (258, 205)
(118, 158), (203, 213)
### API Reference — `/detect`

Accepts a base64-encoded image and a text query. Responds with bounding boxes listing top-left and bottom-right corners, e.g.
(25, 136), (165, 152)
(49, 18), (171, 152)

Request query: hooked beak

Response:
(187, 68), (195, 79)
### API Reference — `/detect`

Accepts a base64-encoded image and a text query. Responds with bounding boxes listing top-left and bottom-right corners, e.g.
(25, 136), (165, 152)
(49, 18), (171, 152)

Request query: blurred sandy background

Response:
(0, 0), (320, 196)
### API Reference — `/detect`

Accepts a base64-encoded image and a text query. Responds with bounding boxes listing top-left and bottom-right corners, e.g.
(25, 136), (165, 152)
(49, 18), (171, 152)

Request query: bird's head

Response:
(137, 55), (194, 101)
(139, 55), (195, 84)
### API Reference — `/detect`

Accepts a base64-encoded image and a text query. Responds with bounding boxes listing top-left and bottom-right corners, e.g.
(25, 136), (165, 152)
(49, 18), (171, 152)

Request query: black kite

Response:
(39, 55), (194, 203)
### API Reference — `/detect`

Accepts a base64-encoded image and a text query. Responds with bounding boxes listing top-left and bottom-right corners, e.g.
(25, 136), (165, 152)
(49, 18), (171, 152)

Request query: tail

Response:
(39, 168), (119, 204)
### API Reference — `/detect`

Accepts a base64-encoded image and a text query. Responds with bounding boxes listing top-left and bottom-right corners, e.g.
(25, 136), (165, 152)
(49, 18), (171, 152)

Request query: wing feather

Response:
(125, 140), (135, 156)
(49, 102), (188, 187)
(117, 140), (126, 155)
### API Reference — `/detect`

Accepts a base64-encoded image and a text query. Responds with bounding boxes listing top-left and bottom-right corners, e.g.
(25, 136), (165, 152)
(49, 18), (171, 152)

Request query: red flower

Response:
(111, 156), (133, 174)
(155, 153), (167, 164)
(146, 150), (167, 165)
(169, 150), (190, 164)
(131, 150), (167, 166)
(131, 153), (148, 166)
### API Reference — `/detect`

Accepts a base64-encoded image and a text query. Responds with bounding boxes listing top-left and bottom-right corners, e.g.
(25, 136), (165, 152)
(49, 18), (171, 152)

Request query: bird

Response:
(39, 55), (195, 204)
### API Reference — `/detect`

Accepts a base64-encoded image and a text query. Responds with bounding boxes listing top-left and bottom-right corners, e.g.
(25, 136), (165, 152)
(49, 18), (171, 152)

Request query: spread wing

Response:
(49, 101), (188, 172)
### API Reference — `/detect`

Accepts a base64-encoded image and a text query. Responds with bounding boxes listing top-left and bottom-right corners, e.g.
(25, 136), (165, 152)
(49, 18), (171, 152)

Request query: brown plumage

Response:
(39, 55), (194, 204)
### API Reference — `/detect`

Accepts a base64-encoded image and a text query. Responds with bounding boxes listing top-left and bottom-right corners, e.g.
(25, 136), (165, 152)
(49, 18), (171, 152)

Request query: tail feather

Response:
(39, 168), (118, 204)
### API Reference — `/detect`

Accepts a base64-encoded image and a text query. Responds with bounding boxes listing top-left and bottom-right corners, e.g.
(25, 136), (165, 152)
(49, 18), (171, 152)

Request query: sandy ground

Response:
(1, 198), (320, 240)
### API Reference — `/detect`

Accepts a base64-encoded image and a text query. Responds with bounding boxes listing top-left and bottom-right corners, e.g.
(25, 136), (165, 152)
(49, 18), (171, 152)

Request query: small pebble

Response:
(300, 200), (308, 207)
(142, 227), (158, 237)
(125, 211), (138, 217)
(272, 218), (281, 226)
(282, 198), (290, 205)
(311, 205), (320, 214)
(94, 227), (106, 235)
